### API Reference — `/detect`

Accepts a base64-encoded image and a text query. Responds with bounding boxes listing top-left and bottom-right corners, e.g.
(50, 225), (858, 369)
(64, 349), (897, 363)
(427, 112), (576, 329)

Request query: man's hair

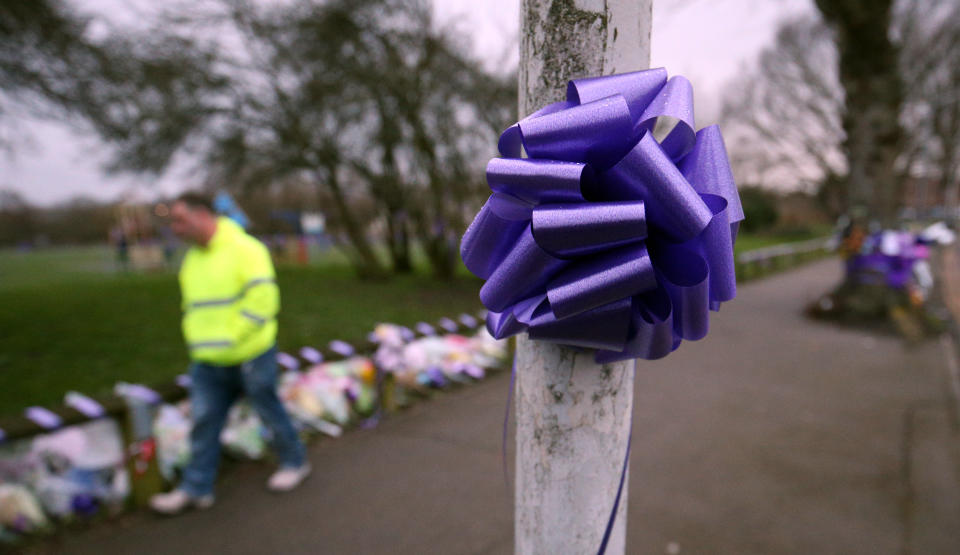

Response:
(176, 191), (214, 213)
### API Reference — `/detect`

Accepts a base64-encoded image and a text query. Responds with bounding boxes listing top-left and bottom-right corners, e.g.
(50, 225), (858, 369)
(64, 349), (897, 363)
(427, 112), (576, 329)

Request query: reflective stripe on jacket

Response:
(179, 217), (279, 365)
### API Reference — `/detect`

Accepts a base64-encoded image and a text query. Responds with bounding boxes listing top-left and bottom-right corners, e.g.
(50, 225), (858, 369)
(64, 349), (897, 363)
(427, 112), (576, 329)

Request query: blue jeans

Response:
(180, 346), (305, 496)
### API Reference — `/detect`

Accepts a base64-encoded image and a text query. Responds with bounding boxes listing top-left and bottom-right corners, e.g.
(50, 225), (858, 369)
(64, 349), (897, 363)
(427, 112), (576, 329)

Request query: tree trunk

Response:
(319, 166), (387, 278)
(374, 113), (414, 274)
(815, 0), (904, 224)
(406, 117), (457, 280)
(386, 208), (413, 273)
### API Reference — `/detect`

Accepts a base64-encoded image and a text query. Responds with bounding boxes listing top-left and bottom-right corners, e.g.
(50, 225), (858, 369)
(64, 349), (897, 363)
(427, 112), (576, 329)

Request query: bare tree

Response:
(0, 0), (225, 157)
(0, 0), (97, 147)
(720, 17), (844, 194)
(898, 0), (960, 213)
(82, 0), (513, 278)
(813, 0), (904, 223)
(721, 0), (960, 221)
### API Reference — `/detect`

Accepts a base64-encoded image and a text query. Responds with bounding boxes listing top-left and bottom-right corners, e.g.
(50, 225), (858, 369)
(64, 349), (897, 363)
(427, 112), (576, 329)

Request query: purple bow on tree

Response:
(460, 68), (744, 362)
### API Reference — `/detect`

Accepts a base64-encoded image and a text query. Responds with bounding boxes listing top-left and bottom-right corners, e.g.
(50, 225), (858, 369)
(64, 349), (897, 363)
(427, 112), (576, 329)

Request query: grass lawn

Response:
(0, 245), (118, 289)
(0, 245), (483, 415)
(733, 226), (833, 255)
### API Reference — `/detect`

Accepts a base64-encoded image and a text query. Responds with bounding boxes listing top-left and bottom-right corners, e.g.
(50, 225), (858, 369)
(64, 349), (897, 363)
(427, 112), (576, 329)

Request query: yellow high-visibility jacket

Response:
(179, 217), (279, 365)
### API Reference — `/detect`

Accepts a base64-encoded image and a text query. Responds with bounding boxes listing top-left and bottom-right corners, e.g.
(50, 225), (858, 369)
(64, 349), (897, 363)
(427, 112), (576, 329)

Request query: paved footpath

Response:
(27, 258), (960, 555)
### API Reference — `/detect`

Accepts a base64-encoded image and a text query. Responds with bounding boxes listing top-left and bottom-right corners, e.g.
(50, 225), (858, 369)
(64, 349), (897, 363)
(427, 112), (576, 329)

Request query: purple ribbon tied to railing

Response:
(461, 68), (744, 362)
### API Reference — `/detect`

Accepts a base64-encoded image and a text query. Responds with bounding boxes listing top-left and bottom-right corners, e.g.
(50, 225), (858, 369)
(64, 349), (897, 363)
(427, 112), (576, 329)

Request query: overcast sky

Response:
(0, 0), (811, 207)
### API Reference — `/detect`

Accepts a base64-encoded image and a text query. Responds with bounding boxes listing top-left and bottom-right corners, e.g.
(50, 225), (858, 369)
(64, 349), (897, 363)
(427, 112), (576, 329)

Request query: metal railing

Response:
(735, 237), (834, 280)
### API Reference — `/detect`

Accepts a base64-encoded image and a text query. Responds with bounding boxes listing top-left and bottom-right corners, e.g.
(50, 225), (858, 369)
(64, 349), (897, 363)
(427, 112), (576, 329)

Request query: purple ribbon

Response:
(846, 253), (913, 288)
(115, 383), (161, 404)
(276, 351), (301, 371)
(64, 392), (105, 418)
(846, 231), (926, 289)
(438, 317), (459, 333)
(458, 313), (479, 328)
(300, 346), (324, 364)
(25, 406), (62, 429)
(418, 367), (446, 388)
(461, 68), (743, 362)
(328, 340), (355, 357)
(462, 364), (485, 379)
(399, 326), (416, 342)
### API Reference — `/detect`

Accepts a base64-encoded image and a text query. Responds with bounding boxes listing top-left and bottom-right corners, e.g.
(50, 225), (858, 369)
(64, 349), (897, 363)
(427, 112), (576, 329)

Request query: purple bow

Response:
(846, 231), (927, 289)
(460, 68), (744, 362)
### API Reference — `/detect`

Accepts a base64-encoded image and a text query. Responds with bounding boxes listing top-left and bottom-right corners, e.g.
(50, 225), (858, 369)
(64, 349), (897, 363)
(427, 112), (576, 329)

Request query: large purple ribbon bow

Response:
(461, 68), (744, 362)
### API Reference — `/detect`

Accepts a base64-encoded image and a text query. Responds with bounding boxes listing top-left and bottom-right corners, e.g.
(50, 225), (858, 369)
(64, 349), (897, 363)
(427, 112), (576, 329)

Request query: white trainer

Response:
(149, 489), (215, 515)
(267, 463), (312, 492)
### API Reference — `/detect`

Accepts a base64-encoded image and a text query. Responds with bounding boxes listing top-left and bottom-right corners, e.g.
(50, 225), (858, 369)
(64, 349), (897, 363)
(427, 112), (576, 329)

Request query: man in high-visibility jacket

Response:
(150, 192), (309, 515)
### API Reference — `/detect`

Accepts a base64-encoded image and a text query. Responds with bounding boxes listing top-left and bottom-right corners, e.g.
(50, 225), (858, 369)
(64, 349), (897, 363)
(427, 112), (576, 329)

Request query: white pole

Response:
(515, 2), (652, 554)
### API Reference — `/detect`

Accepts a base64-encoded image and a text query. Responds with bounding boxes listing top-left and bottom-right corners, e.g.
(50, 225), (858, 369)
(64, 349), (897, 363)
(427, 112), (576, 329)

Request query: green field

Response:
(0, 245), (483, 414)
(0, 228), (829, 415)
(733, 226), (833, 255)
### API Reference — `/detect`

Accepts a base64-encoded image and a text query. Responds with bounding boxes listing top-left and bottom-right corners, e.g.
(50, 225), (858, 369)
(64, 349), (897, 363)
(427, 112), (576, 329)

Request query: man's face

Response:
(169, 201), (208, 244)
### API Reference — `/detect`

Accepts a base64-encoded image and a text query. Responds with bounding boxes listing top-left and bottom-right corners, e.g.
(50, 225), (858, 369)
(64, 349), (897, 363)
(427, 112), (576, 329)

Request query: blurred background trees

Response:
(0, 189), (37, 246)
(815, 0), (904, 225)
(4, 0), (959, 271)
(90, 0), (515, 279)
(1, 0), (100, 148)
(1, 0), (515, 279)
(1, 0), (225, 158)
(722, 0), (960, 225)
(0, 188), (113, 246)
